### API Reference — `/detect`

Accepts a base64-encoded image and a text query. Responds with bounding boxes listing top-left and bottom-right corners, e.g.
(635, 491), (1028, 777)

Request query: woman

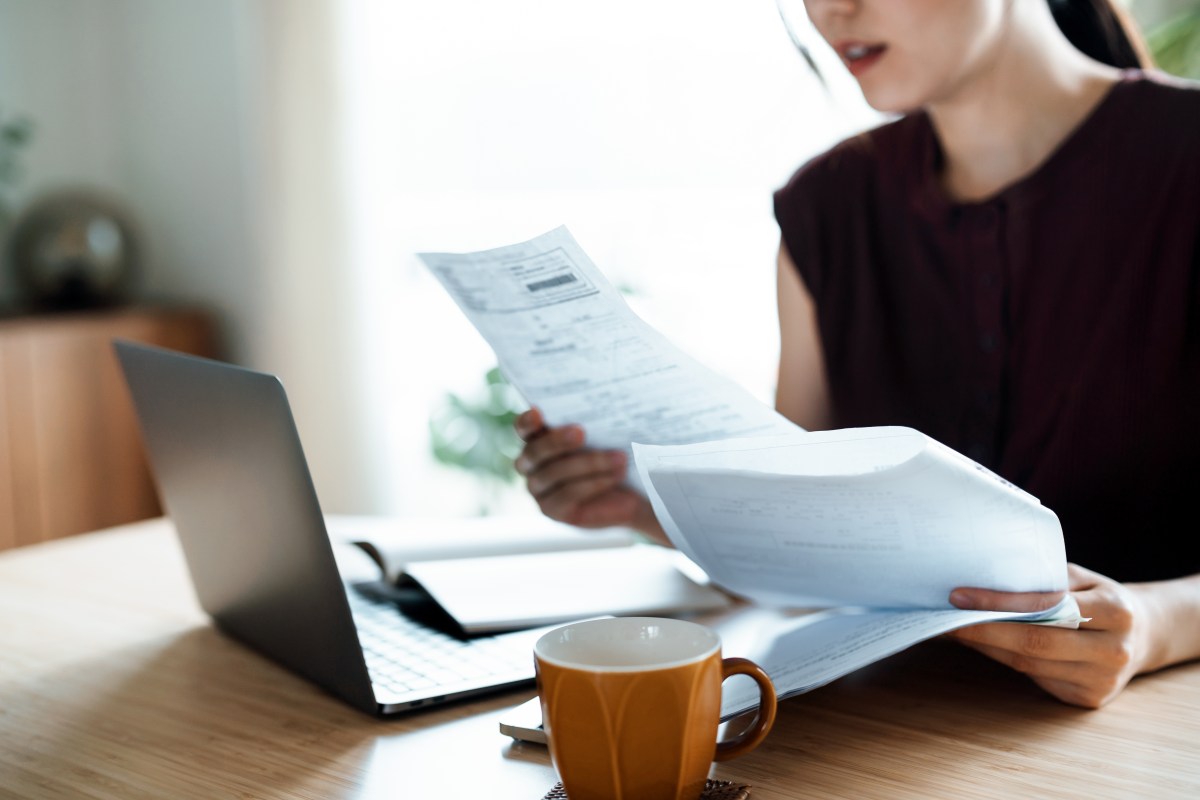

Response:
(513, 0), (1200, 708)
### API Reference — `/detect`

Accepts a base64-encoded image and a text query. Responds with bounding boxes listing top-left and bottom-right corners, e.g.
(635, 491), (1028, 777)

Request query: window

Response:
(336, 0), (877, 514)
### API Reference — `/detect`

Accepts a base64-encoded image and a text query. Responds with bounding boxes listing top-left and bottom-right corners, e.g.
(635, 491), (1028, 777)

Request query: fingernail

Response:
(950, 590), (972, 608)
(609, 451), (626, 468)
(567, 427), (584, 446)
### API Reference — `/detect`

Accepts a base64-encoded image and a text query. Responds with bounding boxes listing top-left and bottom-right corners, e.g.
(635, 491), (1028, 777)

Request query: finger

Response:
(950, 587), (1066, 613)
(1066, 562), (1105, 591)
(574, 490), (641, 528)
(1030, 676), (1110, 709)
(526, 450), (626, 498)
(955, 635), (1126, 708)
(949, 621), (1106, 664)
(515, 425), (585, 475)
(954, 638), (1096, 686)
(514, 407), (545, 441)
(539, 473), (626, 523)
(1072, 584), (1135, 634)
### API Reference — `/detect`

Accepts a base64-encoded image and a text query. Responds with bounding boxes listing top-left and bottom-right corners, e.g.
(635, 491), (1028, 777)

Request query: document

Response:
(326, 514), (637, 583)
(405, 545), (731, 633)
(631, 429), (1085, 717)
(418, 227), (799, 490)
(632, 428), (1066, 609)
(326, 516), (729, 633)
(712, 604), (1080, 718)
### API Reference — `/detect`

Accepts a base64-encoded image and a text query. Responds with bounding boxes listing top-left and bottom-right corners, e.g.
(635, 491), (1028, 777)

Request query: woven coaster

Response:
(541, 778), (750, 800)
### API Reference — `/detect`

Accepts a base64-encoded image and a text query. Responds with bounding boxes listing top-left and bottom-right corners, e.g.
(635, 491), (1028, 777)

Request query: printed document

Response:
(418, 226), (798, 490)
(632, 429), (1085, 716)
(632, 428), (1067, 609)
(711, 603), (1081, 718)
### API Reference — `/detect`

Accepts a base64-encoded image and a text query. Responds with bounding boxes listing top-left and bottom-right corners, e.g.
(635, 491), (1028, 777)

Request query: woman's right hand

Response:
(514, 407), (662, 539)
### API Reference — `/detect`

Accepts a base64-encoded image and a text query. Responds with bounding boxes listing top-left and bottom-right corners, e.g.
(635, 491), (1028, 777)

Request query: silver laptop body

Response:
(115, 340), (542, 716)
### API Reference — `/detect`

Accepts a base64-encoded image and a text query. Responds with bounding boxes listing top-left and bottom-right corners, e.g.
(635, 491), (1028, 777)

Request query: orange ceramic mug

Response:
(534, 617), (777, 800)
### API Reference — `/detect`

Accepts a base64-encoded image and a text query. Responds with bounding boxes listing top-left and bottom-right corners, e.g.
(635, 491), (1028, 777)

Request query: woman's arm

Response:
(775, 242), (833, 430)
(947, 566), (1200, 708)
(1134, 572), (1200, 672)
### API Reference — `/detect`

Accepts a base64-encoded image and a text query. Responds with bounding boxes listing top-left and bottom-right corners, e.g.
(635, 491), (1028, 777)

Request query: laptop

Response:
(115, 340), (548, 716)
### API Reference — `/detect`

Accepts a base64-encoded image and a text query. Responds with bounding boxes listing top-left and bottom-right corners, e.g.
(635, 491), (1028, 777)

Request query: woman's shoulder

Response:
(773, 115), (930, 285)
(1112, 69), (1200, 152)
(1124, 68), (1200, 107)
(775, 114), (929, 212)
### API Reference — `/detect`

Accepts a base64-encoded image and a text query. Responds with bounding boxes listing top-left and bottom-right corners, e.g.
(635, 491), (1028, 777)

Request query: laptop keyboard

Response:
(348, 591), (536, 700)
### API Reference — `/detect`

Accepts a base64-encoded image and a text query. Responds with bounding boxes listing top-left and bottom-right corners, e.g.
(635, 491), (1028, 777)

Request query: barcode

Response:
(526, 273), (578, 292)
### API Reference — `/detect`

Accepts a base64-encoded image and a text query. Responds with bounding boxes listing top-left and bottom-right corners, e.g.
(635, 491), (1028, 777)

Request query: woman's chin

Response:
(857, 82), (926, 115)
(854, 77), (926, 115)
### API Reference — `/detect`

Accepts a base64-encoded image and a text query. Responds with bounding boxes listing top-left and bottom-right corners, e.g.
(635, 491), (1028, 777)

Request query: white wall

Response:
(0, 0), (373, 513)
(0, 2), (122, 223)
(0, 1), (254, 341)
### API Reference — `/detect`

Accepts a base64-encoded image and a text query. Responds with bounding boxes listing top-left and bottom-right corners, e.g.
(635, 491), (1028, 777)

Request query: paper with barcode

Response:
(418, 226), (798, 491)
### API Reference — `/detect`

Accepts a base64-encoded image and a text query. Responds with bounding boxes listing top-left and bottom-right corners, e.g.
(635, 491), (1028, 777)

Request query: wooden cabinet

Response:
(0, 307), (217, 550)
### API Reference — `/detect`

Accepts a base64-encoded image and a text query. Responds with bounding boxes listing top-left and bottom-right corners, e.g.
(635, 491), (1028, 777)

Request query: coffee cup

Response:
(534, 616), (776, 800)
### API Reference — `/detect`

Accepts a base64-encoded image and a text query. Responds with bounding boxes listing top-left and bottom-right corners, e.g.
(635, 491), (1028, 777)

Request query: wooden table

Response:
(2, 520), (1197, 799)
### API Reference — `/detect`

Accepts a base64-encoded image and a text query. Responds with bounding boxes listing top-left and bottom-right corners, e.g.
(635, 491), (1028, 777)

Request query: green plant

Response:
(0, 111), (33, 311)
(1147, 9), (1200, 79)
(0, 111), (34, 225)
(429, 366), (526, 488)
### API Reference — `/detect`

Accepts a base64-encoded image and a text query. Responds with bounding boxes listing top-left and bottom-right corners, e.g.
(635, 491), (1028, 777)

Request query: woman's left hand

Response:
(946, 564), (1153, 708)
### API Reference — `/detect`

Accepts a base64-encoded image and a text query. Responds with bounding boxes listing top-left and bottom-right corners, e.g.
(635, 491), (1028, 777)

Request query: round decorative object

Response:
(6, 191), (138, 311)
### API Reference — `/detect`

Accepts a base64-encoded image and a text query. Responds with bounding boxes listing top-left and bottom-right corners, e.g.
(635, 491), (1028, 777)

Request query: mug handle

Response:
(714, 657), (778, 762)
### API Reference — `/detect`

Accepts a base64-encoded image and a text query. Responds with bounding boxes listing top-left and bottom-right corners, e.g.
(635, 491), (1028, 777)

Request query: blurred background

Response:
(0, 0), (1196, 547)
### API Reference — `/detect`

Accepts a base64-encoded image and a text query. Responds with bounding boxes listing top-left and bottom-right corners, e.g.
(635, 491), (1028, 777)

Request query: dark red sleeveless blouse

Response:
(774, 70), (1200, 582)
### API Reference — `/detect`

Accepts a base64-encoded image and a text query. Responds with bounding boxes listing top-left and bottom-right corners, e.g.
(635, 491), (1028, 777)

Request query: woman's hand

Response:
(514, 407), (664, 541)
(946, 564), (1155, 708)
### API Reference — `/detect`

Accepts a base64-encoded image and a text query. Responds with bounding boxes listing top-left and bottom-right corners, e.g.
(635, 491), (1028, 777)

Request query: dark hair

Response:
(1048, 0), (1153, 69)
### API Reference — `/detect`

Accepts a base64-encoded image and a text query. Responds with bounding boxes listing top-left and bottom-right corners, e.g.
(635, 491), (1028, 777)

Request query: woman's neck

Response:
(927, 5), (1123, 203)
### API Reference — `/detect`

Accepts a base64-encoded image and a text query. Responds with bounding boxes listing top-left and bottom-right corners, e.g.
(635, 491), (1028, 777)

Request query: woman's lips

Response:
(835, 41), (888, 77)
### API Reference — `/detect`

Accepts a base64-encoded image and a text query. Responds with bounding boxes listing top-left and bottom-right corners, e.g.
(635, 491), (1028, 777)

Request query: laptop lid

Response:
(114, 340), (378, 714)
